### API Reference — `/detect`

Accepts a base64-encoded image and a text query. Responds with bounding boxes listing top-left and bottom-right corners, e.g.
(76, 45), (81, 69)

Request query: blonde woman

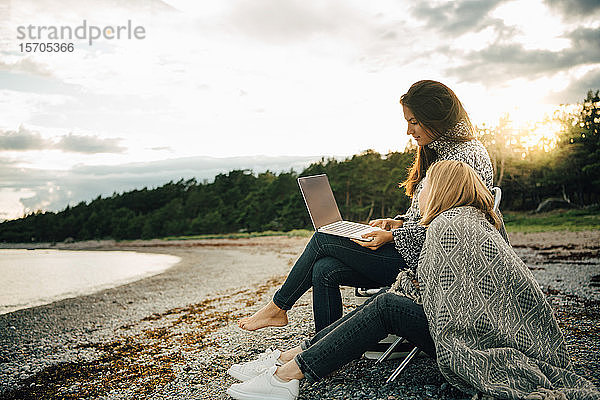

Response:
(227, 161), (599, 400)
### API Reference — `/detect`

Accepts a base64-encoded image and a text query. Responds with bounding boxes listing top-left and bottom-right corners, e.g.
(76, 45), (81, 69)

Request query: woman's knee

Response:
(371, 292), (414, 328)
(305, 232), (323, 254)
(312, 258), (343, 287)
(373, 292), (400, 310)
(373, 292), (431, 337)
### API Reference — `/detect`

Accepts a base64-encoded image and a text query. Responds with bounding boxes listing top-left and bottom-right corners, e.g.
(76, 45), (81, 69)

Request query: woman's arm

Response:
(391, 222), (427, 272)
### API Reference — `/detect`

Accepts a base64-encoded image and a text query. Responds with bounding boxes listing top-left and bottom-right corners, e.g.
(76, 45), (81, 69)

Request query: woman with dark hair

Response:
(238, 80), (497, 333)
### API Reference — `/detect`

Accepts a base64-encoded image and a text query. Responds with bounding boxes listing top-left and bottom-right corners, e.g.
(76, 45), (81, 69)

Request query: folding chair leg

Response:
(376, 336), (404, 363)
(386, 346), (420, 383)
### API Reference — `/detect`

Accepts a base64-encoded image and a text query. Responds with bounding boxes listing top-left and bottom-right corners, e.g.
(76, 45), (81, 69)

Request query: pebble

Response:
(0, 242), (598, 399)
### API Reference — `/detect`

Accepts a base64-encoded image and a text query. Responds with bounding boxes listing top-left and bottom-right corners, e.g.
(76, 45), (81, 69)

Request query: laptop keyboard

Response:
(321, 220), (372, 235)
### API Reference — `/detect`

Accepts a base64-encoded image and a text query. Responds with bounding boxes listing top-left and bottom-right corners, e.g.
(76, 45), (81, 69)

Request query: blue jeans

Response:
(272, 232), (406, 332)
(294, 291), (436, 381)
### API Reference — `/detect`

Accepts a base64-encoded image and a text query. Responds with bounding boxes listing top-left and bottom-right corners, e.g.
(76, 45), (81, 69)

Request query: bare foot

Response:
(238, 301), (288, 331)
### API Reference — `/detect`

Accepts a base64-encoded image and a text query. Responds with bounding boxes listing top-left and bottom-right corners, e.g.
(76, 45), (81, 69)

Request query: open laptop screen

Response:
(298, 174), (343, 229)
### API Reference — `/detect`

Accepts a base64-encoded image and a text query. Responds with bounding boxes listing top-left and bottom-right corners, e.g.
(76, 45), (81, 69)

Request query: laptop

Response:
(298, 174), (381, 241)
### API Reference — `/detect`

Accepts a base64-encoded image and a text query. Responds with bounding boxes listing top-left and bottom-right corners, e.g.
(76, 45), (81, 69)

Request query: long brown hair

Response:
(420, 160), (501, 229)
(400, 80), (475, 196)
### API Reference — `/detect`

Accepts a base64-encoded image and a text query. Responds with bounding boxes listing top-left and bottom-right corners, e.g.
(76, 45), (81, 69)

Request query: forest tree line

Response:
(0, 90), (598, 243)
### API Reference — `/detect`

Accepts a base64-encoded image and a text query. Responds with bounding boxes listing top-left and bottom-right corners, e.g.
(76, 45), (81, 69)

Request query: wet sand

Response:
(1, 231), (599, 399)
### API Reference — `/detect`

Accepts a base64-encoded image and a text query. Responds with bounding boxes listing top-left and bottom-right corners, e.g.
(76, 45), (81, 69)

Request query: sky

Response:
(0, 0), (599, 221)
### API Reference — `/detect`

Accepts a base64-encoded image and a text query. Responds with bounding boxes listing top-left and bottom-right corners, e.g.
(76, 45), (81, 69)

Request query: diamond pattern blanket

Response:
(418, 206), (599, 399)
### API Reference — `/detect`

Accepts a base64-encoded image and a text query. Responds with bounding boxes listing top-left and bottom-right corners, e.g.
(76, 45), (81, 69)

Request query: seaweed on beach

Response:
(3, 337), (182, 399)
(3, 275), (286, 400)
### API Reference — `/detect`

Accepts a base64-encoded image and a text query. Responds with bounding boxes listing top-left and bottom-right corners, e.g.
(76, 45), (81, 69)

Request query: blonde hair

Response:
(420, 160), (501, 229)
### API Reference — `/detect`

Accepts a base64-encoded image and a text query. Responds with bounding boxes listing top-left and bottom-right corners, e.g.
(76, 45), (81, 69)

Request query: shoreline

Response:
(0, 249), (182, 316)
(1, 231), (599, 399)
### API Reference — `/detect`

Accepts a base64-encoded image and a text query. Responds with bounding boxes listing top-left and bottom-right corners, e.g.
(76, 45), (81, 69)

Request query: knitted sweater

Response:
(391, 131), (494, 272)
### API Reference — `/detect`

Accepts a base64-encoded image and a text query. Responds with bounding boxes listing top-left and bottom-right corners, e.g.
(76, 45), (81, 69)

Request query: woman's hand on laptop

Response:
(368, 218), (403, 231)
(351, 230), (394, 250)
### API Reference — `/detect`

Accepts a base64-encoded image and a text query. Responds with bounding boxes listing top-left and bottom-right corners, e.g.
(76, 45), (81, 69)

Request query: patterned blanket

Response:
(417, 206), (599, 399)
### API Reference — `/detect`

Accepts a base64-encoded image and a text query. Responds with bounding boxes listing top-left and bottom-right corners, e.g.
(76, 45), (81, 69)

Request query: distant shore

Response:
(1, 231), (599, 399)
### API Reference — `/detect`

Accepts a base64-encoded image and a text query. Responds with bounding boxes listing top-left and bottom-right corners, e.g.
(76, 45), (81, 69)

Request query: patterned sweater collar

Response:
(426, 119), (472, 156)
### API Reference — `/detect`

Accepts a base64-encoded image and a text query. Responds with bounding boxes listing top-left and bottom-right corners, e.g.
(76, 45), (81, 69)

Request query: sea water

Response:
(0, 249), (181, 314)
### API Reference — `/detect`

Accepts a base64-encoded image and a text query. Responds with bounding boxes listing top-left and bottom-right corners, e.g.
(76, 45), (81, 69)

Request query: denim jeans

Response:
(272, 232), (406, 332)
(294, 291), (436, 382)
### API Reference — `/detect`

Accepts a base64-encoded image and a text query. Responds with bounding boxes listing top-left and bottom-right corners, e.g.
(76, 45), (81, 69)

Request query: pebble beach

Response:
(1, 231), (599, 399)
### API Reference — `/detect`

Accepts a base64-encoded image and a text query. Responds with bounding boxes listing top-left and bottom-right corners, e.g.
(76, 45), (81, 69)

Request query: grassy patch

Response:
(135, 210), (600, 241)
(503, 208), (600, 233)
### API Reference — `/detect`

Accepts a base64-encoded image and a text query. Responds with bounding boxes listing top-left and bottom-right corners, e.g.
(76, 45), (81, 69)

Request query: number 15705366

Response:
(19, 42), (74, 52)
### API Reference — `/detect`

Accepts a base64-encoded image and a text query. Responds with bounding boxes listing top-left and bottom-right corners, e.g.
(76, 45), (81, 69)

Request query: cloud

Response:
(0, 59), (54, 78)
(0, 126), (51, 150)
(0, 155), (20, 167)
(0, 127), (127, 154)
(149, 146), (173, 151)
(0, 71), (83, 97)
(0, 154), (326, 219)
(545, 67), (600, 103)
(54, 133), (126, 154)
(409, 0), (508, 36)
(228, 0), (361, 43)
(3, 0), (175, 24)
(544, 0), (600, 19)
(69, 155), (327, 179)
(445, 26), (600, 83)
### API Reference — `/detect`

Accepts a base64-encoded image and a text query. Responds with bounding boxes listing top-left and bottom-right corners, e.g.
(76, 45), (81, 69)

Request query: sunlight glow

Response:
(476, 103), (565, 154)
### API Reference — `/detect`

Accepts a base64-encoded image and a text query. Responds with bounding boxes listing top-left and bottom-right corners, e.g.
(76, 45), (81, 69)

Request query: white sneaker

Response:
(227, 349), (283, 381)
(227, 365), (299, 400)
